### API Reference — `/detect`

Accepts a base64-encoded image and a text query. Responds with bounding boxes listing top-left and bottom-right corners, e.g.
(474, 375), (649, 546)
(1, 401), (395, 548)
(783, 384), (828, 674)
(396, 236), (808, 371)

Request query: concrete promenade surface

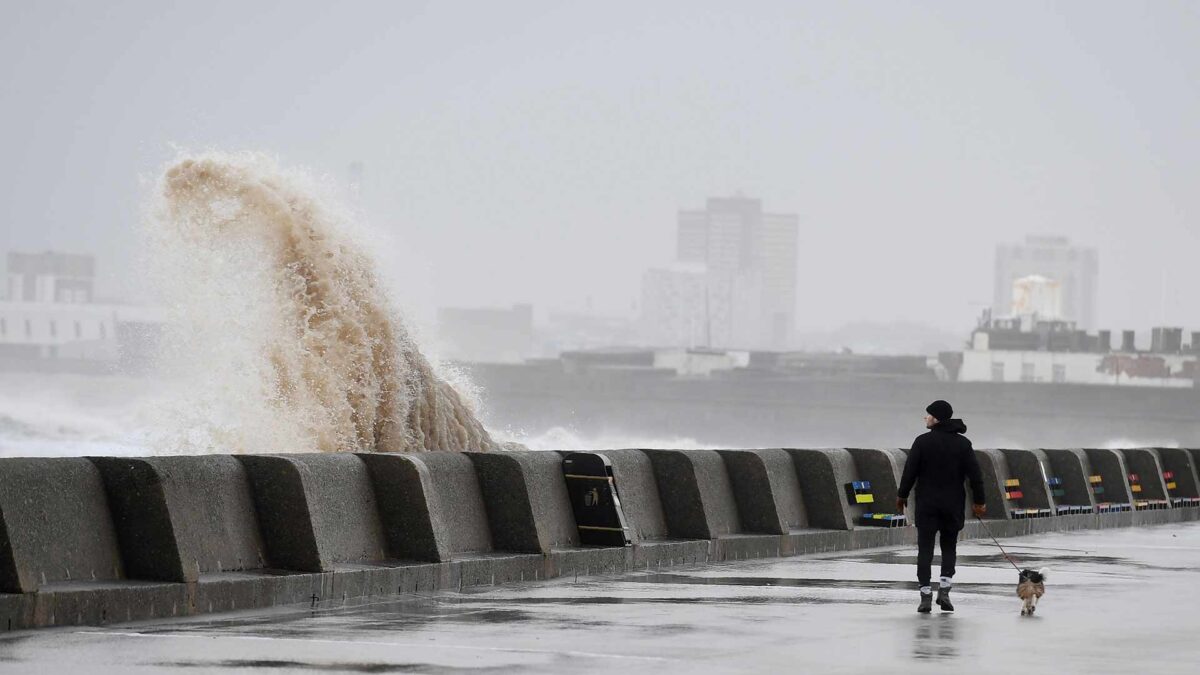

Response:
(1, 524), (1197, 674)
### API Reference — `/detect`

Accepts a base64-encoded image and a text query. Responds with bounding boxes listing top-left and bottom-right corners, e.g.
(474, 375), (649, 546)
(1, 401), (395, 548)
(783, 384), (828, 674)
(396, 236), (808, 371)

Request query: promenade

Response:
(3, 523), (1195, 674)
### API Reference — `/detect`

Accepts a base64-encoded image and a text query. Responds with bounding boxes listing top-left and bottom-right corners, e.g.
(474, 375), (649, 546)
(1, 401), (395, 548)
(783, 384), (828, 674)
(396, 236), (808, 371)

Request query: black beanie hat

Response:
(926, 400), (953, 421)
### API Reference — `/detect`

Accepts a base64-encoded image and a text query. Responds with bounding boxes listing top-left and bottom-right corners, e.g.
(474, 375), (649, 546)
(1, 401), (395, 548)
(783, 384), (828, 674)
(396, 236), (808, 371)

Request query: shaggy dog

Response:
(1017, 568), (1047, 616)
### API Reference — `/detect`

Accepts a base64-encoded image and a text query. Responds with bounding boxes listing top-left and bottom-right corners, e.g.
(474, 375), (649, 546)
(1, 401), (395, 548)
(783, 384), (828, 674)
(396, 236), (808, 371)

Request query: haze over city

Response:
(3, 1), (1199, 336)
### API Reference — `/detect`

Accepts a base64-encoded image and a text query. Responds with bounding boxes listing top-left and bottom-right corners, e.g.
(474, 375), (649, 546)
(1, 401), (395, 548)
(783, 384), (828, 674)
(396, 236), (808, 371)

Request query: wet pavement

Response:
(2, 523), (1198, 674)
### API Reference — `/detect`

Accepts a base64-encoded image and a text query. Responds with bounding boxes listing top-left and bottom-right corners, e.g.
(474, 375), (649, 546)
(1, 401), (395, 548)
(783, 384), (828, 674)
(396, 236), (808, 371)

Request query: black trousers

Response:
(916, 522), (959, 586)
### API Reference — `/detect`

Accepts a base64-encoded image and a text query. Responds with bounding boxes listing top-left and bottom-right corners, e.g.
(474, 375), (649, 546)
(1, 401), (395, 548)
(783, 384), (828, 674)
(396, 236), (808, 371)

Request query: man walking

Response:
(897, 400), (986, 613)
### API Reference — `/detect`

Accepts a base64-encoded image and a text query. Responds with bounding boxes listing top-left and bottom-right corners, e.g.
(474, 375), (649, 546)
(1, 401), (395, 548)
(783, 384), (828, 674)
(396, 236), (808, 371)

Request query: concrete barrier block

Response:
(517, 452), (579, 550)
(711, 533), (784, 561)
(1189, 449), (1200, 483)
(548, 546), (630, 579)
(238, 454), (387, 572)
(90, 456), (267, 583)
(518, 449), (578, 550)
(192, 571), (277, 615)
(630, 540), (711, 568)
(477, 553), (545, 586)
(1085, 449), (1133, 504)
(403, 453), (493, 556)
(86, 457), (183, 584)
(973, 449), (1013, 520)
(0, 458), (124, 593)
(31, 581), (187, 628)
(1043, 449), (1096, 510)
(594, 450), (670, 543)
(847, 448), (909, 521)
(0, 593), (33, 631)
(784, 449), (855, 530)
(718, 449), (807, 533)
(469, 451), (578, 553)
(644, 449), (742, 539)
(357, 453), (450, 562)
(466, 452), (538, 553)
(1156, 448), (1200, 499)
(999, 449), (1056, 513)
(1119, 448), (1170, 502)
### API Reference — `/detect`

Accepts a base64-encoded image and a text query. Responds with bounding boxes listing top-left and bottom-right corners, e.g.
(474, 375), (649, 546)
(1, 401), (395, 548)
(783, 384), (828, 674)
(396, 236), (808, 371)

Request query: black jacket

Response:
(898, 419), (985, 530)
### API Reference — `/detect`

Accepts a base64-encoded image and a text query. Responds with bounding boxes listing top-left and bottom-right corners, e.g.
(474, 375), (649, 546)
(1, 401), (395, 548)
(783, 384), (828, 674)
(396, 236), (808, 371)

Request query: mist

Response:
(2, 1), (1200, 454)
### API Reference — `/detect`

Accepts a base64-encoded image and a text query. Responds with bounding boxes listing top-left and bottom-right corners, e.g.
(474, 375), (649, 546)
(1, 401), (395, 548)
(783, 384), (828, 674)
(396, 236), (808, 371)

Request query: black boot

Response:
(936, 586), (954, 612)
(918, 592), (932, 613)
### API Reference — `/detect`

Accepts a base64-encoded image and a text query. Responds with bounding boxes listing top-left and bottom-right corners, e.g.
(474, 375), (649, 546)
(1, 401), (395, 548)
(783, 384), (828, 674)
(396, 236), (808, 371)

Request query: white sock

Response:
(920, 586), (932, 595)
(940, 576), (953, 588)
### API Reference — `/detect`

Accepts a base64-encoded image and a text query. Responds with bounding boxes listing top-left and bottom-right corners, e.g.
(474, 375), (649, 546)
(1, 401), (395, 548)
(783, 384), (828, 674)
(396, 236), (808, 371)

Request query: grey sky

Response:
(2, 1), (1197, 334)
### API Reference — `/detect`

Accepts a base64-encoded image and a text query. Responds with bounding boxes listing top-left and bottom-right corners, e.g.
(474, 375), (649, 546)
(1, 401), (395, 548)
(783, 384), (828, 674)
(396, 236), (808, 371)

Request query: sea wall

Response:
(0, 447), (1197, 630)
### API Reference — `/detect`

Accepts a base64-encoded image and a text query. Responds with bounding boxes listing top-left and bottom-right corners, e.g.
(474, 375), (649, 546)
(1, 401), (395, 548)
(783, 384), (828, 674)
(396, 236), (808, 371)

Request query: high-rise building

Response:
(646, 196), (797, 349)
(993, 236), (1098, 330)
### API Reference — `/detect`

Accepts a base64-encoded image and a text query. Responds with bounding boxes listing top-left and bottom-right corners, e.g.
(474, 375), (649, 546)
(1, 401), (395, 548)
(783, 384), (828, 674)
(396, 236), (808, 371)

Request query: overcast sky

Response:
(2, 1), (1198, 334)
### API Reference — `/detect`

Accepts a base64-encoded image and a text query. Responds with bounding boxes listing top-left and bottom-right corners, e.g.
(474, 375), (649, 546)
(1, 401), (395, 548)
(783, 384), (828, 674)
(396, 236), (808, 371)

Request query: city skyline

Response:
(2, 3), (1198, 335)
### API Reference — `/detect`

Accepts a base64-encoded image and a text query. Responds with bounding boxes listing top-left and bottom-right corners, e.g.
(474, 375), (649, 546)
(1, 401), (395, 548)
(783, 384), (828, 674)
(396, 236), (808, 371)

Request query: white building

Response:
(0, 251), (163, 372)
(959, 323), (1198, 388)
(0, 301), (170, 371)
(958, 347), (1194, 388)
(0, 302), (120, 360)
(993, 236), (1098, 330)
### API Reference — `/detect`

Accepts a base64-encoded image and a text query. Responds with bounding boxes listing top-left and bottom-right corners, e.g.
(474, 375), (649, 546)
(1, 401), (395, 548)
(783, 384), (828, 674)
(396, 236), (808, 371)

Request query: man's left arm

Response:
(897, 440), (921, 511)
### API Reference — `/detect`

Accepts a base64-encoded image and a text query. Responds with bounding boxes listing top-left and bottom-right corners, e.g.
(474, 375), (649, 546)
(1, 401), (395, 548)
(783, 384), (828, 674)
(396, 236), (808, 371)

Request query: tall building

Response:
(646, 196), (798, 349)
(993, 236), (1098, 330)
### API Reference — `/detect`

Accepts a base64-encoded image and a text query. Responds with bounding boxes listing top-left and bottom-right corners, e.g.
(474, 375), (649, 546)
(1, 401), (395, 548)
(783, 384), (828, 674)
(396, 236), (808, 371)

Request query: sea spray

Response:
(146, 152), (495, 453)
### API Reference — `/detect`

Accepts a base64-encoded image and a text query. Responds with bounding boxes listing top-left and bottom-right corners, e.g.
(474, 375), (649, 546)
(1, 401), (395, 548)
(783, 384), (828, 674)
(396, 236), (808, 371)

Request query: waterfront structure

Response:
(2, 446), (1193, 632)
(957, 315), (1198, 387)
(0, 251), (162, 372)
(993, 236), (1098, 330)
(643, 196), (797, 350)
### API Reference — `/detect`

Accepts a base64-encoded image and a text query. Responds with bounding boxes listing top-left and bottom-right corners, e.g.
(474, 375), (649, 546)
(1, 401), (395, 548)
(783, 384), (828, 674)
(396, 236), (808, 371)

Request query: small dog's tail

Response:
(1037, 567), (1049, 581)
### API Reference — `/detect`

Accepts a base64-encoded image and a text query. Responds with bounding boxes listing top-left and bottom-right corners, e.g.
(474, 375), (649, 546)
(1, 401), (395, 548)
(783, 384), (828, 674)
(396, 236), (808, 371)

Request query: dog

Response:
(1017, 568), (1047, 616)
